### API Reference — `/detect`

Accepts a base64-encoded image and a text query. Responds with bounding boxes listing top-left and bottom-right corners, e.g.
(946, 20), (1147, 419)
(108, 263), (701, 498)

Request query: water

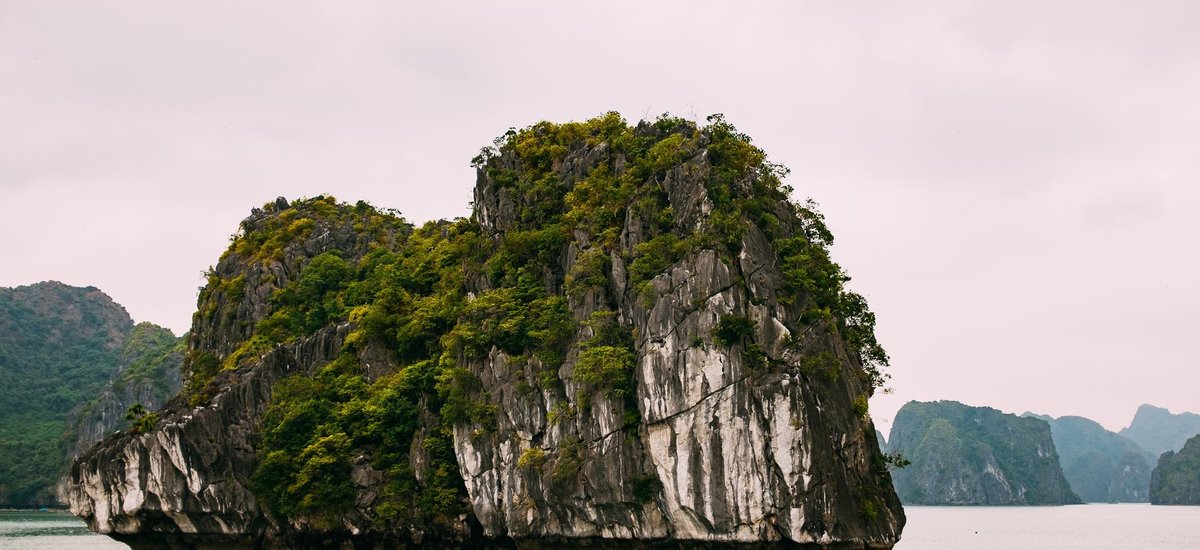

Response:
(897, 503), (1200, 549)
(0, 510), (128, 549)
(3, 505), (1198, 548)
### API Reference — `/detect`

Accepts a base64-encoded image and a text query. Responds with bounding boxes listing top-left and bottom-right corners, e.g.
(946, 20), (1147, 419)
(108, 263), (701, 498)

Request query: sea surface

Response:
(896, 503), (1200, 549)
(4, 504), (1199, 549)
(0, 510), (127, 549)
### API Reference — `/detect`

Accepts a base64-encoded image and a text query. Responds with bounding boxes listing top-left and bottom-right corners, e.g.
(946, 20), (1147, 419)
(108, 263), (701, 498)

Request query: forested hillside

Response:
(0, 282), (181, 506)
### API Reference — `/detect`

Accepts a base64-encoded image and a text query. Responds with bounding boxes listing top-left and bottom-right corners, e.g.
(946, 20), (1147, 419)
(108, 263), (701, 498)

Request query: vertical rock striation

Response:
(459, 118), (901, 546)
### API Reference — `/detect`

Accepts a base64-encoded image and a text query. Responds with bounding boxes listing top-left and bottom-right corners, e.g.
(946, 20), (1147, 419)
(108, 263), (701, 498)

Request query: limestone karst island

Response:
(53, 115), (906, 548)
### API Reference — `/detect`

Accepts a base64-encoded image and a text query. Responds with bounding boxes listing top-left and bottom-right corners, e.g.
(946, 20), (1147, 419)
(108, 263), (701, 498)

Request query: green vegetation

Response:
(244, 219), (480, 526)
(518, 447), (548, 470)
(714, 314), (756, 346)
(124, 404), (160, 434)
(852, 394), (870, 419)
(573, 311), (636, 400)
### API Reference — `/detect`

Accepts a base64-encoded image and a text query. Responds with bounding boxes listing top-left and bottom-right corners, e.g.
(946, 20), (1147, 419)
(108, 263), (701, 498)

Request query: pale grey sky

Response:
(2, 1), (1197, 431)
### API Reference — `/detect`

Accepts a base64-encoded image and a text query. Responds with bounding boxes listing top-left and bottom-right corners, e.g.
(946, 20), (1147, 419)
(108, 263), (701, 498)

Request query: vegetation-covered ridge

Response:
(0, 282), (132, 506)
(1151, 434), (1200, 504)
(889, 400), (1080, 506)
(181, 113), (893, 532)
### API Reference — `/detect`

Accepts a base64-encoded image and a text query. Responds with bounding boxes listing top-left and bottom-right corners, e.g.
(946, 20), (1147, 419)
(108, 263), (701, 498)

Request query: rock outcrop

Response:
(888, 401), (1079, 505)
(1023, 413), (1153, 503)
(1150, 434), (1200, 505)
(66, 114), (904, 548)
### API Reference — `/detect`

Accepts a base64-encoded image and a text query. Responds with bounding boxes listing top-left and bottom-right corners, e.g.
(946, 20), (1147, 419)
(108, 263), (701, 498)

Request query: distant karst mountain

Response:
(888, 400), (1079, 505)
(1120, 404), (1200, 458)
(1024, 413), (1154, 503)
(1151, 434), (1200, 505)
(0, 281), (181, 506)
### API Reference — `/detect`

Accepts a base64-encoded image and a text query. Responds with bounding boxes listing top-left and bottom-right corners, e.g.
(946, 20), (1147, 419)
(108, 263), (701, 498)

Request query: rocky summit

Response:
(64, 114), (904, 548)
(1119, 404), (1200, 459)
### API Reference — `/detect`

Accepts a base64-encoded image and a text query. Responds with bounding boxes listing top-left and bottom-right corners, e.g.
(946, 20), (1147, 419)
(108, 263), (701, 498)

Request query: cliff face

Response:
(1119, 404), (1200, 458)
(66, 114), (903, 548)
(0, 281), (134, 506)
(1024, 413), (1153, 503)
(1150, 434), (1200, 505)
(888, 401), (1079, 505)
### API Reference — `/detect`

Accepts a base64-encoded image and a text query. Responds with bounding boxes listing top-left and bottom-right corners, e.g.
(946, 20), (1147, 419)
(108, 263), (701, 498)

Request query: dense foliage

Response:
(198, 113), (891, 525)
(0, 283), (131, 505)
(247, 219), (484, 527)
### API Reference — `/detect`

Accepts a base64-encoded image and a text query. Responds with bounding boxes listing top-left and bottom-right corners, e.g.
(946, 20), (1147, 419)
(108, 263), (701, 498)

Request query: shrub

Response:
(714, 314), (756, 346)
(518, 448), (548, 470)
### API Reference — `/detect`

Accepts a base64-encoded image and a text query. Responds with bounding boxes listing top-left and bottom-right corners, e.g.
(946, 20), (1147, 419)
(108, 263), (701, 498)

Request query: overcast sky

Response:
(3, 1), (1197, 432)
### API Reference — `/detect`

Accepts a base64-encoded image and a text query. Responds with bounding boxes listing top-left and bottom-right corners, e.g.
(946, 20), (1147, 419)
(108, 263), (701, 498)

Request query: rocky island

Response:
(888, 401), (1078, 505)
(64, 114), (904, 548)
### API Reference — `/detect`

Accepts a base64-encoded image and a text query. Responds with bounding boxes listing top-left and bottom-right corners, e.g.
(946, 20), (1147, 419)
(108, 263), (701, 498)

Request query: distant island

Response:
(886, 400), (1200, 506)
(887, 400), (1079, 505)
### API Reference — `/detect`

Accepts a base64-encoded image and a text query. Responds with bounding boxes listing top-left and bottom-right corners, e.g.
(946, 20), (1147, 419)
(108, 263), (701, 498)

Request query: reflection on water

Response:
(0, 510), (128, 549)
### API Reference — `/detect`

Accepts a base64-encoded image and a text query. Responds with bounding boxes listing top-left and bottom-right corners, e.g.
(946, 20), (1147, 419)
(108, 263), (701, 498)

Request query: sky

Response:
(2, 1), (1198, 432)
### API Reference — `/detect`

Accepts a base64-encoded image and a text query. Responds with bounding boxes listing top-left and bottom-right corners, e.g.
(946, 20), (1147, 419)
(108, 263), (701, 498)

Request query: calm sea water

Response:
(0, 510), (127, 549)
(4, 504), (1198, 548)
(897, 504), (1200, 549)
